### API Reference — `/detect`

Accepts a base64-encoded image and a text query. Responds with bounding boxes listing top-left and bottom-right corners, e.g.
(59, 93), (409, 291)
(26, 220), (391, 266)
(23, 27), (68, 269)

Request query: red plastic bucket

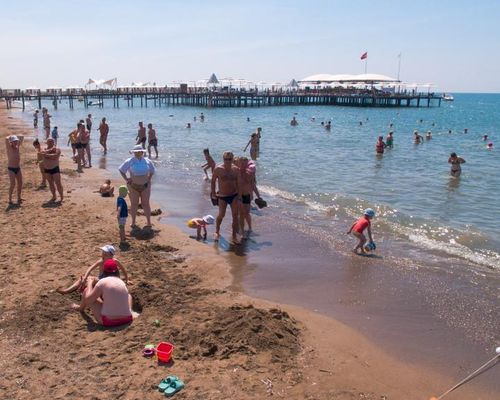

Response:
(156, 342), (174, 362)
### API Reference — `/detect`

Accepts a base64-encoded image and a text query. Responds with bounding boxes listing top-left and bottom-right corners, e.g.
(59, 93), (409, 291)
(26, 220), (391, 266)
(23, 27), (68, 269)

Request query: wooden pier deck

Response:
(0, 88), (442, 110)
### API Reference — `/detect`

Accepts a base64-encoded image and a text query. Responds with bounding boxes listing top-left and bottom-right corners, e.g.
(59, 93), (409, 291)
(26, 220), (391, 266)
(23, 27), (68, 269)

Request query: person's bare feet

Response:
(213, 232), (220, 242)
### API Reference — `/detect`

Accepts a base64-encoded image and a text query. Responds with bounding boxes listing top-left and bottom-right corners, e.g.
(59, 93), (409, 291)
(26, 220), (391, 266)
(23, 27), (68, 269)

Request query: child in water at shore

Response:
(187, 215), (215, 240)
(56, 245), (129, 294)
(347, 208), (375, 254)
(201, 148), (216, 180)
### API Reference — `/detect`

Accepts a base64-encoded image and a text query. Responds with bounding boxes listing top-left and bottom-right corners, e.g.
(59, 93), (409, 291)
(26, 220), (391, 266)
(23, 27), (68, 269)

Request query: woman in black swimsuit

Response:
(448, 152), (466, 178)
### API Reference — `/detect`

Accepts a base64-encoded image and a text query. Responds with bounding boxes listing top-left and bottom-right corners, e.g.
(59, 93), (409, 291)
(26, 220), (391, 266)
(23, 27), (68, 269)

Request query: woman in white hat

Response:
(119, 145), (156, 228)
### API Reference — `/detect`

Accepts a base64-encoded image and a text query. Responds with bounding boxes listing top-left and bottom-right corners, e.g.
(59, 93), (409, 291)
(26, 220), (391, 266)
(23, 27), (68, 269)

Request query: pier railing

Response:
(0, 87), (442, 110)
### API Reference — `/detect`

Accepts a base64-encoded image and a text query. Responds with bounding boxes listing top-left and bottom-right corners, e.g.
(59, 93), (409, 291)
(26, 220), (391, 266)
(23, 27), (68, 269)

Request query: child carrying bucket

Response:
(347, 208), (375, 254)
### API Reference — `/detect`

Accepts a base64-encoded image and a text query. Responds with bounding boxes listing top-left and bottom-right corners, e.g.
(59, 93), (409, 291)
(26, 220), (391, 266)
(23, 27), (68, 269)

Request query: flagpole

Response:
(397, 52), (402, 81)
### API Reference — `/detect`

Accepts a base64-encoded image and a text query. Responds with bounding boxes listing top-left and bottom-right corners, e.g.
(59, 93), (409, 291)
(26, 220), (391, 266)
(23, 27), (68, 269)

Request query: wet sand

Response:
(1, 103), (498, 399)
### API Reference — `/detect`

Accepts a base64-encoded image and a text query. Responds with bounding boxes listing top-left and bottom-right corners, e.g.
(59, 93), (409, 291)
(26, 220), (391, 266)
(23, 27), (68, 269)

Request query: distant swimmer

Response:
(448, 129), (452, 134)
(325, 121), (331, 130)
(386, 131), (394, 148)
(426, 131), (432, 140)
(464, 128), (468, 134)
(186, 123), (192, 129)
(290, 116), (298, 126)
(487, 142), (494, 149)
(419, 119), (423, 123)
(483, 134), (489, 141)
(311, 117), (316, 122)
(247, 117), (250, 122)
(200, 112), (205, 122)
(375, 136), (386, 154)
(201, 148), (216, 180)
(414, 130), (424, 144)
(193, 116), (197, 121)
(389, 123), (393, 128)
(359, 121), (363, 126)
(136, 121), (146, 149)
(147, 123), (158, 159)
(448, 152), (466, 178)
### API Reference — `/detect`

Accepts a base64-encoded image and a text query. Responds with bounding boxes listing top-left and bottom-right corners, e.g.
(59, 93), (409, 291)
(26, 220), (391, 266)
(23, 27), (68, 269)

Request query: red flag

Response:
(360, 52), (368, 60)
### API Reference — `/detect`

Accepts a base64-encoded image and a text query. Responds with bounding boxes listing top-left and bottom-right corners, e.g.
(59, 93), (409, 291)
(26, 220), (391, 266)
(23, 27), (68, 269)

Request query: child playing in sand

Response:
(57, 245), (129, 294)
(201, 148), (216, 180)
(187, 215), (215, 240)
(99, 179), (115, 197)
(117, 186), (129, 243)
(347, 208), (375, 254)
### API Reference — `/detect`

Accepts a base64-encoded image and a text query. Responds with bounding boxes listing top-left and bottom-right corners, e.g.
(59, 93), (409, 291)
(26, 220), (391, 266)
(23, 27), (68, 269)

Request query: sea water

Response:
(24, 94), (500, 272)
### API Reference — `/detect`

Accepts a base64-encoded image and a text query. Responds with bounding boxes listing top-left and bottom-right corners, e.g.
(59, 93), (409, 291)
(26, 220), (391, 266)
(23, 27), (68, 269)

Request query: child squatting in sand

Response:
(347, 208), (376, 254)
(187, 214), (215, 240)
(57, 245), (129, 294)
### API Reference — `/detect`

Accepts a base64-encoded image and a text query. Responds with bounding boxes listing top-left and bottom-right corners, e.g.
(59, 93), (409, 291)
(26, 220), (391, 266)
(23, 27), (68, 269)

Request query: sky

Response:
(1, 0), (499, 92)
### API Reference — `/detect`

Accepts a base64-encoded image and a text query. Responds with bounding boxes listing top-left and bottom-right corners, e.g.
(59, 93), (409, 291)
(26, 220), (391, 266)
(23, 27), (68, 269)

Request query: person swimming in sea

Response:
(386, 131), (394, 148)
(448, 152), (466, 178)
(413, 131), (424, 144)
(426, 131), (432, 140)
(375, 136), (386, 154)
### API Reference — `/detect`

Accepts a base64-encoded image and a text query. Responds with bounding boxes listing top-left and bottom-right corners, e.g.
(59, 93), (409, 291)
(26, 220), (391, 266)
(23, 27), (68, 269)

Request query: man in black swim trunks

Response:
(211, 151), (242, 242)
(147, 123), (158, 159)
(136, 121), (146, 149)
(5, 135), (23, 205)
(41, 138), (64, 202)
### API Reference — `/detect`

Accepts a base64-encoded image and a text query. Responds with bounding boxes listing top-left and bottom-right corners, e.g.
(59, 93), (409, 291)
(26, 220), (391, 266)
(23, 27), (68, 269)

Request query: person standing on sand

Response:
(5, 135), (23, 205)
(32, 139), (47, 188)
(75, 123), (86, 171)
(119, 145), (156, 228)
(98, 117), (109, 154)
(147, 123), (158, 159)
(40, 138), (63, 202)
(448, 152), (466, 178)
(211, 151), (241, 242)
(42, 108), (51, 139)
(136, 121), (146, 149)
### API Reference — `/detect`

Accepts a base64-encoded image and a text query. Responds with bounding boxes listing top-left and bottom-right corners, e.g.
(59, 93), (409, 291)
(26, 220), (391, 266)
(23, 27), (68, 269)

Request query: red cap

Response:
(103, 259), (118, 273)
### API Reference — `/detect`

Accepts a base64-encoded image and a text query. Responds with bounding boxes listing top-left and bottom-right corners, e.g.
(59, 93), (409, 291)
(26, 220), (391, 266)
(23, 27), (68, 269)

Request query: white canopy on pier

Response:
(300, 73), (399, 84)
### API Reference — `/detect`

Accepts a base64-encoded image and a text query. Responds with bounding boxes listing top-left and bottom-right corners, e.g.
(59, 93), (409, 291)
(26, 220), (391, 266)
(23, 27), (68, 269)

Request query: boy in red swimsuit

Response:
(347, 208), (375, 254)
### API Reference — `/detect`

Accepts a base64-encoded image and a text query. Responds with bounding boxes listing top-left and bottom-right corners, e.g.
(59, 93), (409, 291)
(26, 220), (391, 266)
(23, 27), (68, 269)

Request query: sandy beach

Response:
(0, 103), (497, 400)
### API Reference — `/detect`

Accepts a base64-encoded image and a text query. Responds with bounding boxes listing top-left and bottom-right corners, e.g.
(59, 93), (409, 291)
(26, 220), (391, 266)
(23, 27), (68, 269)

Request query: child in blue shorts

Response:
(117, 185), (129, 243)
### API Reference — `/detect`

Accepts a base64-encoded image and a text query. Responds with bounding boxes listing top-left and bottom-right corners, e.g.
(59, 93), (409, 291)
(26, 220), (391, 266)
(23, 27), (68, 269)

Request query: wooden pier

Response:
(0, 88), (442, 111)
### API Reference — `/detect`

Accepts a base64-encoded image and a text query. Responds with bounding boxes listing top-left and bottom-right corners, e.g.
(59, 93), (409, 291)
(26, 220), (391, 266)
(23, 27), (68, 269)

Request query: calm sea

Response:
(22, 93), (500, 272)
